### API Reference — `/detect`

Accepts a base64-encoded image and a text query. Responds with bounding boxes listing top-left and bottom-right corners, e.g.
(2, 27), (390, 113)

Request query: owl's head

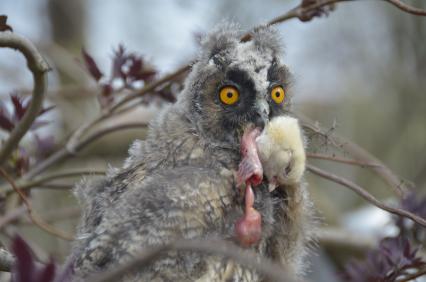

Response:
(180, 23), (292, 149)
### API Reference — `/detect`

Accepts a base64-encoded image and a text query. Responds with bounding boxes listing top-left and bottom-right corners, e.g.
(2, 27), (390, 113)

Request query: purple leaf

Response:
(127, 57), (143, 79)
(10, 236), (65, 282)
(133, 69), (156, 82)
(342, 235), (426, 282)
(35, 261), (56, 282)
(11, 94), (27, 120)
(82, 48), (103, 81)
(39, 105), (55, 116)
(0, 111), (14, 131)
(11, 235), (35, 282)
(112, 44), (127, 79)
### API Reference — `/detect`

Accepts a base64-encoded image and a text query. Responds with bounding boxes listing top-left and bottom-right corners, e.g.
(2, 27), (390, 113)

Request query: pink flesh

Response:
(237, 127), (263, 187)
(234, 126), (264, 247)
(235, 184), (262, 247)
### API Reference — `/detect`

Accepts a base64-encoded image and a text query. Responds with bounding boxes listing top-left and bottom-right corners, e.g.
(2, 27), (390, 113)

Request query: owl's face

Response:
(181, 24), (292, 149)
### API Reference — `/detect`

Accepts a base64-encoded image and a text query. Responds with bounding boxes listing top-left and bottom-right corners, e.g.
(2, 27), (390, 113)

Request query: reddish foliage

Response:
(82, 48), (103, 81)
(82, 45), (181, 107)
(10, 235), (73, 282)
(0, 94), (54, 133)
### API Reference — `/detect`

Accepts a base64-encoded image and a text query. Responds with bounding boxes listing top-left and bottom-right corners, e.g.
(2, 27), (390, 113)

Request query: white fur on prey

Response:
(256, 116), (306, 190)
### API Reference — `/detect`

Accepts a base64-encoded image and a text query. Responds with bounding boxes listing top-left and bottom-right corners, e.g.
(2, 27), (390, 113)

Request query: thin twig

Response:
(25, 122), (147, 179)
(317, 226), (377, 251)
(1, 170), (105, 195)
(396, 266), (426, 282)
(306, 164), (426, 228)
(110, 66), (190, 113)
(307, 152), (381, 167)
(0, 168), (74, 240)
(89, 238), (296, 282)
(0, 32), (50, 166)
(0, 205), (26, 230)
(385, 0), (426, 16)
(32, 183), (73, 190)
(299, 115), (407, 197)
(19, 206), (80, 225)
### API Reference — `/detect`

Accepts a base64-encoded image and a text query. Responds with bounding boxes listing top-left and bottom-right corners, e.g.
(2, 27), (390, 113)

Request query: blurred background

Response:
(0, 0), (425, 281)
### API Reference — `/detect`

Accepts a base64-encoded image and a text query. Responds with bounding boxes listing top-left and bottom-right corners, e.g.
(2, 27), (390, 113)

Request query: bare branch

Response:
(25, 122), (147, 179)
(0, 205), (26, 230)
(386, 0), (426, 16)
(89, 238), (296, 282)
(299, 115), (408, 197)
(0, 168), (74, 240)
(1, 169), (105, 195)
(317, 226), (376, 251)
(0, 32), (50, 166)
(306, 164), (426, 228)
(307, 152), (381, 167)
(396, 266), (426, 282)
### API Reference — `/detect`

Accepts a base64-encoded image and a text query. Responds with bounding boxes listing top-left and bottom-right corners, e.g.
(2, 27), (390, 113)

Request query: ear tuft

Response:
(250, 25), (283, 56)
(199, 21), (241, 62)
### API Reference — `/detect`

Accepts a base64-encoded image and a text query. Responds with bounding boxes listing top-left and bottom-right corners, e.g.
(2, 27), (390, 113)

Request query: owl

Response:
(68, 23), (315, 281)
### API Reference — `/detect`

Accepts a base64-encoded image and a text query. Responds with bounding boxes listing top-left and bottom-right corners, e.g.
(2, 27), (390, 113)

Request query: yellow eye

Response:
(219, 86), (239, 105)
(271, 85), (285, 104)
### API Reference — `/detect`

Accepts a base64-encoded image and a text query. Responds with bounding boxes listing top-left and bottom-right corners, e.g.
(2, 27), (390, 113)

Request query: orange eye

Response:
(271, 85), (285, 104)
(219, 86), (239, 105)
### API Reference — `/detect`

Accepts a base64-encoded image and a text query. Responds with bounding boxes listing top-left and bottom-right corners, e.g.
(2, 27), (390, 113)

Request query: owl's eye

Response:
(271, 85), (285, 104)
(219, 86), (239, 105)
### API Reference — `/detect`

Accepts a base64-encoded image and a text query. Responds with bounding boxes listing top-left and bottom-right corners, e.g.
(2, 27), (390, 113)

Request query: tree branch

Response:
(0, 170), (104, 196)
(25, 122), (147, 179)
(385, 0), (426, 16)
(0, 32), (50, 166)
(0, 205), (26, 230)
(306, 164), (426, 228)
(0, 168), (74, 240)
(89, 238), (296, 282)
(396, 266), (426, 282)
(307, 152), (381, 167)
(299, 115), (408, 197)
(317, 226), (377, 251)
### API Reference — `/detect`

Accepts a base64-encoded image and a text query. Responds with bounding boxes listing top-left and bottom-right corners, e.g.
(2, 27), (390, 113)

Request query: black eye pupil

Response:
(227, 92), (233, 98)
(275, 91), (280, 97)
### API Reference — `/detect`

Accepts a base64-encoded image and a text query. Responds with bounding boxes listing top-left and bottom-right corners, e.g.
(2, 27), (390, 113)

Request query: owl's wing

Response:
(73, 165), (238, 281)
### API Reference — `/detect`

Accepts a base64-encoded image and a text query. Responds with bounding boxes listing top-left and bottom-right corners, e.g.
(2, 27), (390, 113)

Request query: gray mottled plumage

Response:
(69, 23), (315, 281)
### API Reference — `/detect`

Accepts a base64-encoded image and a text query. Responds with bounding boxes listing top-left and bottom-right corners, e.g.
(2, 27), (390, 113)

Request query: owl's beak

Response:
(253, 99), (269, 130)
(253, 114), (266, 130)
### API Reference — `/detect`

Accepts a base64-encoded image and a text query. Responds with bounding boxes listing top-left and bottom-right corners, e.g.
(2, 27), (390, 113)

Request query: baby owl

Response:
(69, 23), (315, 281)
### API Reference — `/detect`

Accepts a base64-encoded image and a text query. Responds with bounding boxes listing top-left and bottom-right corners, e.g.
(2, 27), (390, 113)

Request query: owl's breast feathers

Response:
(71, 106), (313, 281)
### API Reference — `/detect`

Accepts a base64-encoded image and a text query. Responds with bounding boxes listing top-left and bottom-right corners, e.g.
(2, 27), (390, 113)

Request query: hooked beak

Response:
(253, 99), (269, 130)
